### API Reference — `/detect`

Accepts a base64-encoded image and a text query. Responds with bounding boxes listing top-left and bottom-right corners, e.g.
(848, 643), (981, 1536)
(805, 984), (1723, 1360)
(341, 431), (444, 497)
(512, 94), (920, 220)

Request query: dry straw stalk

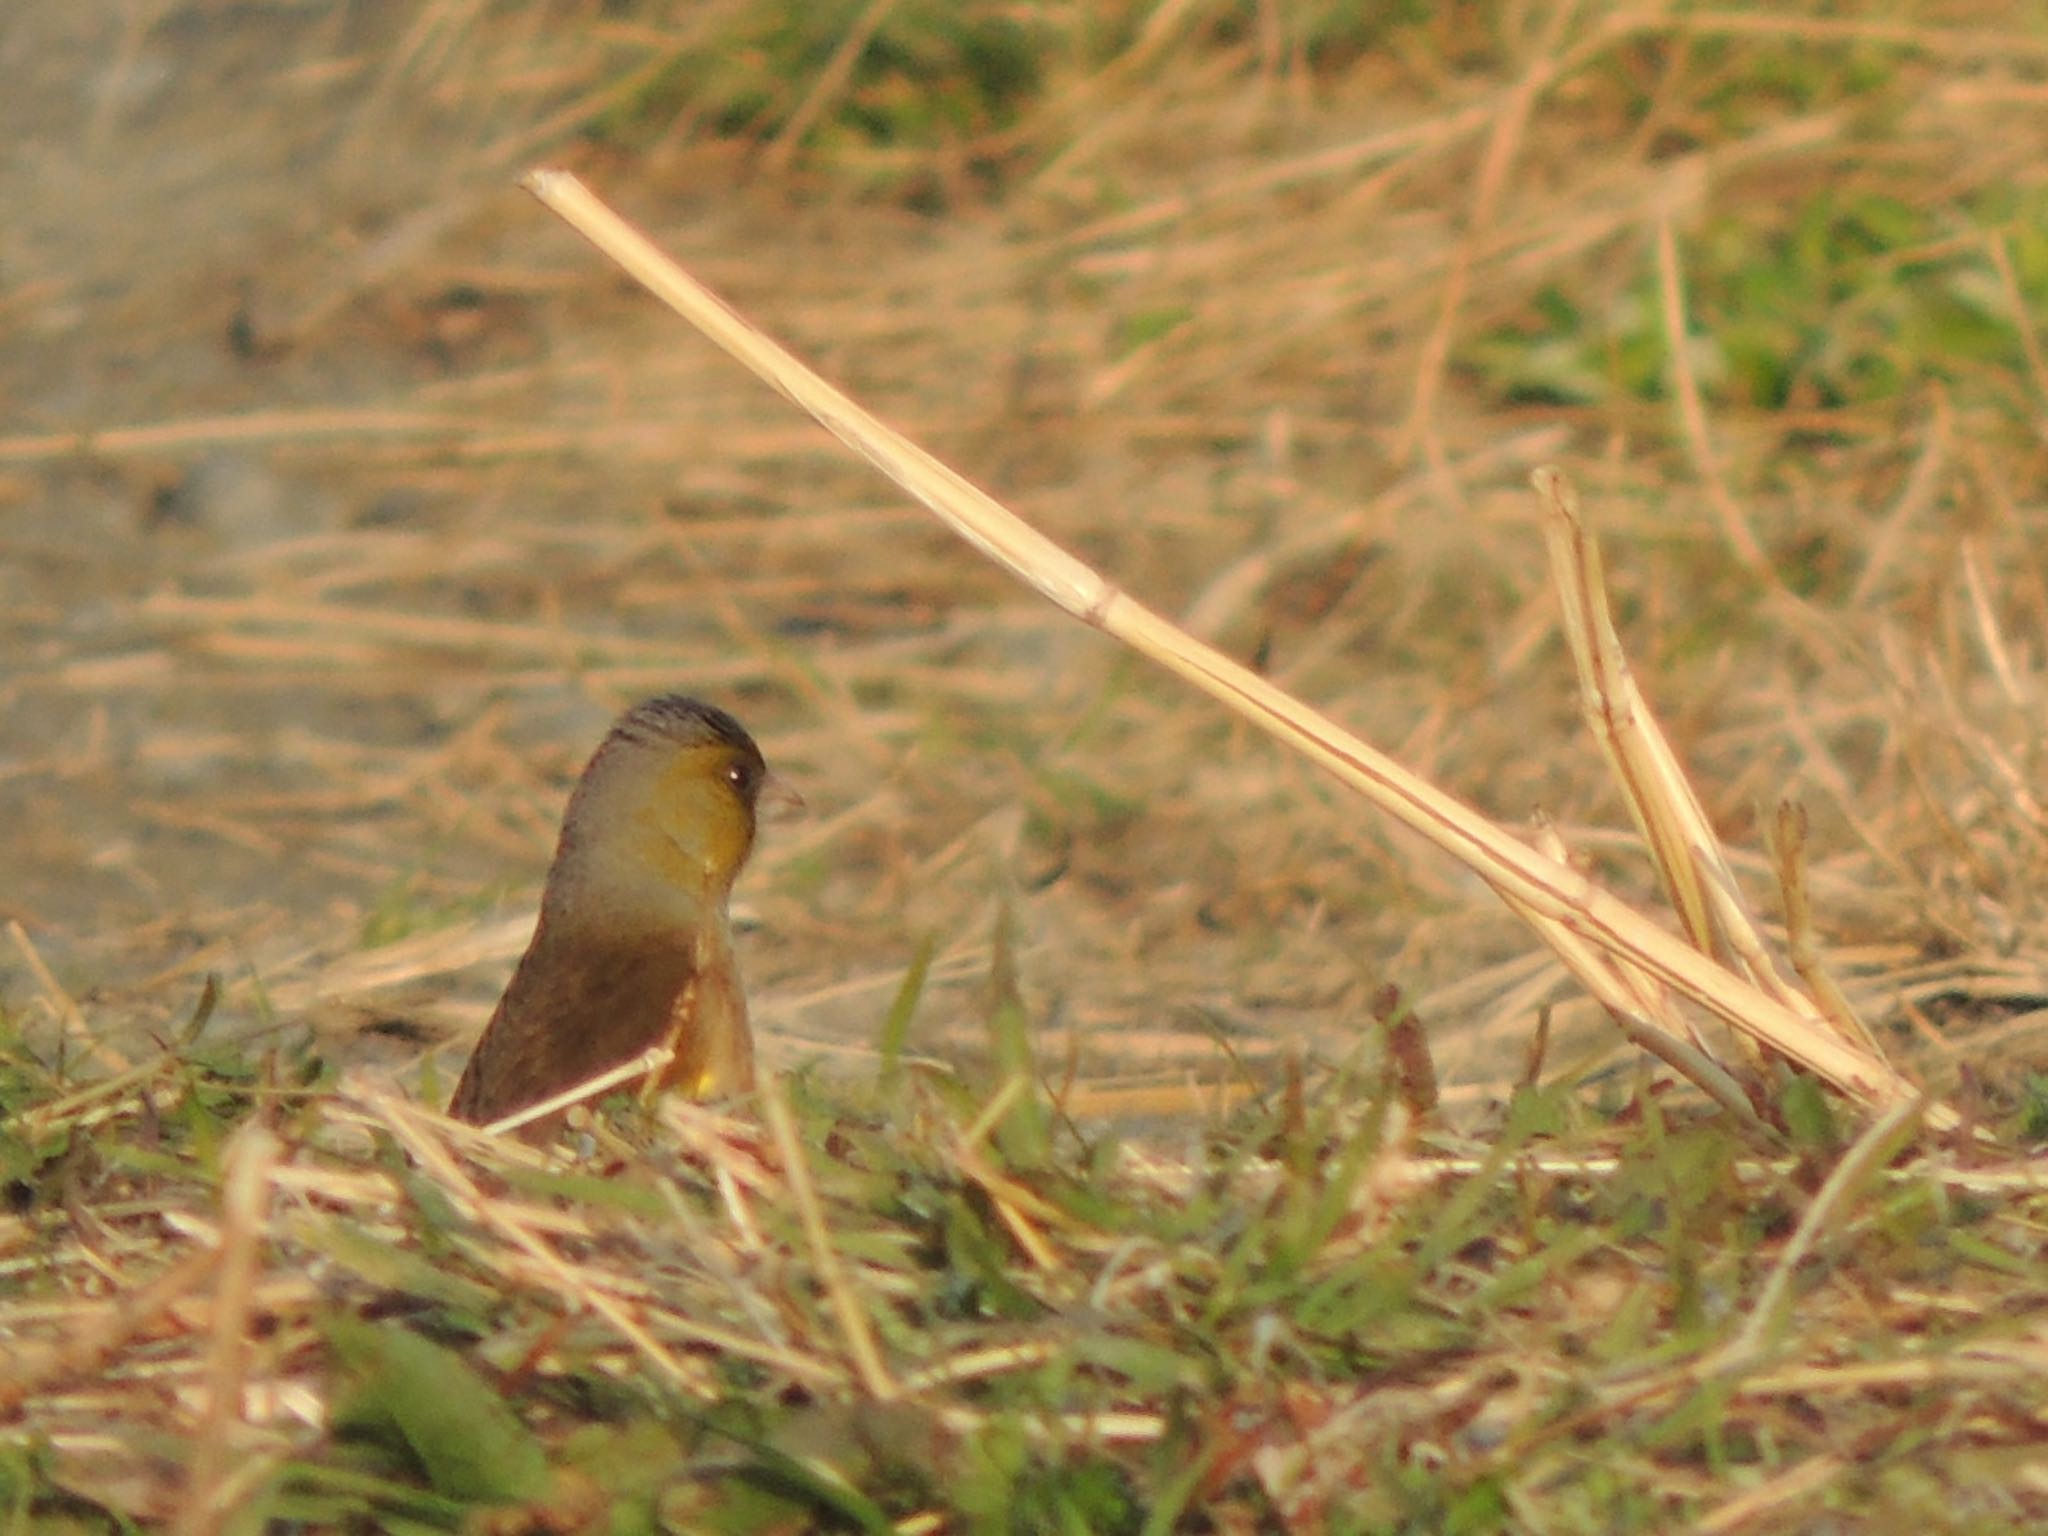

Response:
(522, 169), (1938, 1128)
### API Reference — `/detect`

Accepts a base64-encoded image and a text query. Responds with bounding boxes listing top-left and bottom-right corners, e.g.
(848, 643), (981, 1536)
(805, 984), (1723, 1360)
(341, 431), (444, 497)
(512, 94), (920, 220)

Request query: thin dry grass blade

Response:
(761, 0), (899, 176)
(762, 1079), (897, 1400)
(1961, 537), (2026, 709)
(1772, 802), (1888, 1061)
(1654, 217), (1769, 575)
(953, 1143), (1063, 1272)
(9, 918), (130, 1076)
(171, 1123), (278, 1536)
(1695, 1453), (1848, 1536)
(521, 170), (1940, 1127)
(1717, 1092), (1928, 1372)
(483, 1042), (675, 1137)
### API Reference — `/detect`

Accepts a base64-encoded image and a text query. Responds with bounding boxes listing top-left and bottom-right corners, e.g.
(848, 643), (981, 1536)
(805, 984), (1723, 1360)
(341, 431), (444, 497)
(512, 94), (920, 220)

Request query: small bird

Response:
(449, 695), (785, 1129)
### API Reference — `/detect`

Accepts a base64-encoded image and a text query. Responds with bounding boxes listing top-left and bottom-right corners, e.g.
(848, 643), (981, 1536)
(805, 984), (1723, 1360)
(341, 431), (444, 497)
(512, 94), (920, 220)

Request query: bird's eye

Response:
(725, 761), (749, 790)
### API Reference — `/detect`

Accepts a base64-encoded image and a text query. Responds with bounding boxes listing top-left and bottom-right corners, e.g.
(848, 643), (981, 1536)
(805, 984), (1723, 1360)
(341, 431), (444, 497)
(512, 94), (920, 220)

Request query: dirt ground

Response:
(7, 2), (2048, 1114)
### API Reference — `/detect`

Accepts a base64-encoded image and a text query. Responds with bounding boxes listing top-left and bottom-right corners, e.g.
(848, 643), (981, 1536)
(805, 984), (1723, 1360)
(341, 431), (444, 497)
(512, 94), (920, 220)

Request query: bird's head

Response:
(544, 696), (791, 930)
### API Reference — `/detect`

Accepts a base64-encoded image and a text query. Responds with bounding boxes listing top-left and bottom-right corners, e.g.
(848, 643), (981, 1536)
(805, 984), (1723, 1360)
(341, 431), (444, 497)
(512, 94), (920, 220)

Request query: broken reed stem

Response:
(522, 169), (1941, 1127)
(1525, 819), (1761, 1126)
(1540, 470), (1867, 1073)
(1542, 476), (1731, 963)
(1542, 472), (1901, 1073)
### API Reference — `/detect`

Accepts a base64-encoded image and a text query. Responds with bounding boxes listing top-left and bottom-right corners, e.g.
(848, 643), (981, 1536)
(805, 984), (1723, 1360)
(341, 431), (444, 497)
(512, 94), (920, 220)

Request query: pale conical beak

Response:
(757, 769), (805, 823)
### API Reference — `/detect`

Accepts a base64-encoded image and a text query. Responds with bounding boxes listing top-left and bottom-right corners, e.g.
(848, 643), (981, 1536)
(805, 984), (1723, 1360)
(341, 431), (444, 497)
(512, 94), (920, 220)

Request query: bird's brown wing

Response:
(448, 922), (700, 1126)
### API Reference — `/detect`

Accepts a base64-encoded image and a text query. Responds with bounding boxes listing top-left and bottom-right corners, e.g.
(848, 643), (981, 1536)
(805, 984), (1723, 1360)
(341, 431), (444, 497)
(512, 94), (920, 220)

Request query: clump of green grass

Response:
(586, 1), (1053, 205)
(1467, 188), (2048, 425)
